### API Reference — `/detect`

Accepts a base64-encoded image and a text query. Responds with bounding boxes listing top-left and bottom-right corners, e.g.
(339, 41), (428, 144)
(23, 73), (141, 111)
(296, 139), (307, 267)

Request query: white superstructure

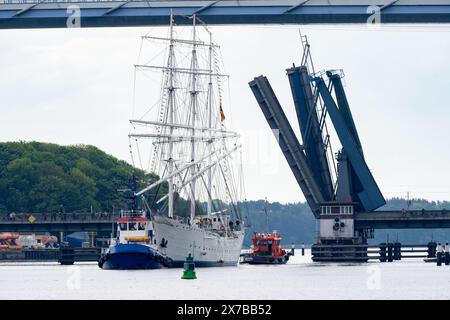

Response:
(154, 215), (244, 266)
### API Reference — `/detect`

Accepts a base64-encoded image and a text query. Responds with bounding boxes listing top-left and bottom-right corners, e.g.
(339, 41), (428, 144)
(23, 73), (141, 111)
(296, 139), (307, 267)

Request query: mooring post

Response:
(393, 242), (401, 260)
(58, 246), (75, 265)
(379, 243), (387, 262)
(427, 241), (437, 258)
(445, 242), (449, 266)
(387, 243), (393, 262)
(437, 242), (443, 266)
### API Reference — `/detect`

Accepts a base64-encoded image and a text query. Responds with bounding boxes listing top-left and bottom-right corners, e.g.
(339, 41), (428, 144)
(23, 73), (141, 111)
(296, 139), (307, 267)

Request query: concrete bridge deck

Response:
(355, 209), (450, 229)
(1, 0), (450, 29)
(3, 209), (450, 233)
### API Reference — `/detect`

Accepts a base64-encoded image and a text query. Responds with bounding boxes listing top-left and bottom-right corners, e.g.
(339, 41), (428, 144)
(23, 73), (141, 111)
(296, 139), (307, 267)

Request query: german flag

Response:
(219, 104), (226, 123)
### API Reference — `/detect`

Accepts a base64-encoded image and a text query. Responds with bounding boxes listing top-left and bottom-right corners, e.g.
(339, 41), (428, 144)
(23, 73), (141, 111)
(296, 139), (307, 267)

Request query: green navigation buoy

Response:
(181, 253), (197, 280)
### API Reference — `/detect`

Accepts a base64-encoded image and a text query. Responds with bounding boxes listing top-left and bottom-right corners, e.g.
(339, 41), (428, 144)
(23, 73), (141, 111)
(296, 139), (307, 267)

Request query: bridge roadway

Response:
(354, 209), (450, 229)
(0, 212), (119, 232)
(3, 209), (450, 233)
(1, 0), (450, 29)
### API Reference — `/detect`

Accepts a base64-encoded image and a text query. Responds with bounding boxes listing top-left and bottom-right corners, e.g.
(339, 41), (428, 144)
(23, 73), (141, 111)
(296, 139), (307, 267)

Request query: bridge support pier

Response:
(89, 232), (96, 247)
(312, 205), (371, 262)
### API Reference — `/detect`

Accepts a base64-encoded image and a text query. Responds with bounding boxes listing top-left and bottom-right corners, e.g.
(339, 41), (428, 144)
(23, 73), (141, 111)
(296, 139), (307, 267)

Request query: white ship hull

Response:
(153, 215), (245, 267)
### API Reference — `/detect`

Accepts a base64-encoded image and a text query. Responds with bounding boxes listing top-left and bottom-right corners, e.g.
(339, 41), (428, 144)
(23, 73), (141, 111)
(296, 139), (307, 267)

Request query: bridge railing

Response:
(0, 212), (120, 223)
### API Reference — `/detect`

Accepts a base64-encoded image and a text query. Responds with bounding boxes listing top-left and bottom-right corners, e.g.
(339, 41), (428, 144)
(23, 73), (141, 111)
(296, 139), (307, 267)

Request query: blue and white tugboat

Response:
(98, 178), (172, 269)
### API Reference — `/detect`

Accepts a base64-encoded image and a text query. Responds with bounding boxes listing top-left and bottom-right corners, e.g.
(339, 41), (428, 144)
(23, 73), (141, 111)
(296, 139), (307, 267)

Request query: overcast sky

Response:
(1, 24), (450, 203)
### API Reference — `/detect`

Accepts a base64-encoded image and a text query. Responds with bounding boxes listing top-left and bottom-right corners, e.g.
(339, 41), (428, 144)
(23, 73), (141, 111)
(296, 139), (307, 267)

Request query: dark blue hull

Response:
(99, 244), (166, 270)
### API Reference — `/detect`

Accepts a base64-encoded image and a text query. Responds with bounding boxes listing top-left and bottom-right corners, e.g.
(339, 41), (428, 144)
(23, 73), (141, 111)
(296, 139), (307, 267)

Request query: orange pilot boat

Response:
(240, 231), (293, 265)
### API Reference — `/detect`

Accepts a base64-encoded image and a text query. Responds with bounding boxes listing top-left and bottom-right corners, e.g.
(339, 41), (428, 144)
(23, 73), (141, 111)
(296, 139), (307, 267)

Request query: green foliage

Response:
(0, 141), (158, 214)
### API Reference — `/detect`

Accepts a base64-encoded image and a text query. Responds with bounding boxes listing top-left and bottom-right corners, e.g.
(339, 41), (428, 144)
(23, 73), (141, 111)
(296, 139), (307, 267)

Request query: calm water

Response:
(1, 250), (449, 299)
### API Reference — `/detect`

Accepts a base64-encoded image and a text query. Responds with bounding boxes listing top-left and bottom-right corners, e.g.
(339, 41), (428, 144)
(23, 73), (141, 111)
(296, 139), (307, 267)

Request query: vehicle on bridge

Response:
(17, 234), (58, 249)
(0, 232), (22, 250)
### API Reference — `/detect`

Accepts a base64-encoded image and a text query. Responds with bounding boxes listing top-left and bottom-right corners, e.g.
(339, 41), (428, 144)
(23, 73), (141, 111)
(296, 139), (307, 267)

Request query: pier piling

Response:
(379, 243), (387, 262)
(387, 243), (393, 262)
(393, 242), (401, 260)
(437, 252), (443, 266)
(427, 242), (437, 258)
(58, 246), (101, 265)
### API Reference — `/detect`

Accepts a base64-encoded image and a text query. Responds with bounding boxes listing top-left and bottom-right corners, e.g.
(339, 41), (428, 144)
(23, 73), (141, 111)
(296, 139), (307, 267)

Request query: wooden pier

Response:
(58, 247), (102, 265)
(0, 247), (102, 264)
(311, 242), (437, 262)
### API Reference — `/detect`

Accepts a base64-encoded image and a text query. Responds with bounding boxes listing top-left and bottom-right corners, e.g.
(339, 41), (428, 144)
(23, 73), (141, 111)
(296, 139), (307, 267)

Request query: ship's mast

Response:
(189, 15), (198, 222)
(207, 29), (213, 215)
(167, 12), (175, 218)
(131, 16), (242, 221)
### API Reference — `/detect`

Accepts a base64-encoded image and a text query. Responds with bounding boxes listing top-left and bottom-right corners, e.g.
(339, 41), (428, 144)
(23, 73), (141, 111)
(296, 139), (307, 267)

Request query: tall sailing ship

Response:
(129, 15), (245, 267)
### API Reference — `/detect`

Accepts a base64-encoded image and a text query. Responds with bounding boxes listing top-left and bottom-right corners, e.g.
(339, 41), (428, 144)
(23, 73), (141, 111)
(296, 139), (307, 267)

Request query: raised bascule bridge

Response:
(249, 36), (450, 262)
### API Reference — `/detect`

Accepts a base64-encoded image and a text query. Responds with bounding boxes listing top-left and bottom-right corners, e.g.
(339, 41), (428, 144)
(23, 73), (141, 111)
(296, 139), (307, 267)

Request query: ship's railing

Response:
(119, 210), (146, 219)
(254, 231), (280, 238)
(320, 205), (354, 215)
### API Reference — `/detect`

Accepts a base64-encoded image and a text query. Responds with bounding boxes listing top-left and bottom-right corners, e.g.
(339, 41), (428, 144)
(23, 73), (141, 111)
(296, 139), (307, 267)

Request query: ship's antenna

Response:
(407, 191), (411, 211)
(262, 197), (270, 232)
(117, 174), (140, 212)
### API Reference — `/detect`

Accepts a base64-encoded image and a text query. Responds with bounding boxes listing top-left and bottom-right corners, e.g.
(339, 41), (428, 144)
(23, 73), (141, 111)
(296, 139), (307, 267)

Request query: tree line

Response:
(0, 141), (160, 214)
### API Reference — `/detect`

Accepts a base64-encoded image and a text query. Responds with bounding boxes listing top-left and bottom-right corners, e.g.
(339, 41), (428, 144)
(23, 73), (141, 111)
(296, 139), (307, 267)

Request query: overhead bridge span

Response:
(1, 0), (450, 29)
